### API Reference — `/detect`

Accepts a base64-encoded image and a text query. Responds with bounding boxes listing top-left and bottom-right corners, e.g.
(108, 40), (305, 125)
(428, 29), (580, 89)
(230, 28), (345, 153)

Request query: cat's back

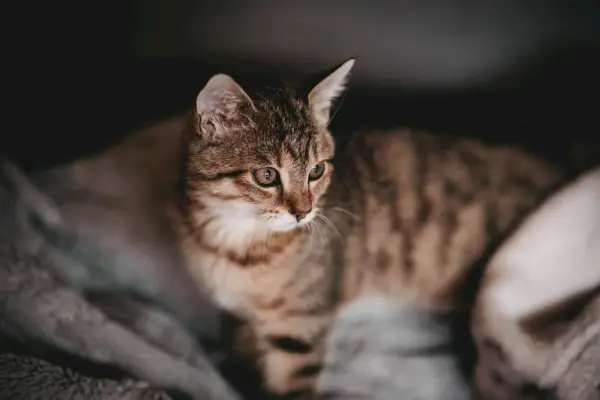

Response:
(331, 129), (565, 306)
(338, 129), (561, 199)
(39, 116), (186, 205)
(16, 116), (190, 291)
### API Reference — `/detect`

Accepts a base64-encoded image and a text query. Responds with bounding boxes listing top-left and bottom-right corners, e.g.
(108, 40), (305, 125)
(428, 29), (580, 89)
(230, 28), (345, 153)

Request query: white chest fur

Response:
(185, 243), (302, 320)
(194, 253), (254, 317)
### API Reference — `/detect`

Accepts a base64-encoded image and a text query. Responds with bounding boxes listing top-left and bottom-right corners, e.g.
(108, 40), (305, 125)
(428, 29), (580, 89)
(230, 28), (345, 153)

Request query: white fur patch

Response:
(195, 198), (265, 248)
(266, 212), (298, 231)
(267, 209), (316, 231)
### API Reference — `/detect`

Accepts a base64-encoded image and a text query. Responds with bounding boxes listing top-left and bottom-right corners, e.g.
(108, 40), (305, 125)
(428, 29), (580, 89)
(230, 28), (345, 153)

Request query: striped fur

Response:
(175, 64), (566, 396)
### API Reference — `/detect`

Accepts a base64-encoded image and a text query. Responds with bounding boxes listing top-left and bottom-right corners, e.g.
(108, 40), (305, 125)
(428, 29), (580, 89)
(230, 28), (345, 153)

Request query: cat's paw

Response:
(261, 347), (321, 397)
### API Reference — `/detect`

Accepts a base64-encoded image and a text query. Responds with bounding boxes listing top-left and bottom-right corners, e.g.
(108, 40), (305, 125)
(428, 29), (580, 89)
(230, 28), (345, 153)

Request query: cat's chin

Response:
(266, 213), (315, 233)
(267, 219), (301, 232)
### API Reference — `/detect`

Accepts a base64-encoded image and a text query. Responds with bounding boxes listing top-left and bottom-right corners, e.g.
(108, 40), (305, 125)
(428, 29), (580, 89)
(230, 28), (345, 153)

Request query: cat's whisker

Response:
(296, 222), (316, 265)
(316, 213), (343, 244)
(326, 84), (349, 126)
(305, 222), (314, 246)
(309, 221), (322, 251)
(312, 218), (327, 249)
(313, 218), (329, 246)
(307, 223), (316, 252)
(330, 206), (361, 221)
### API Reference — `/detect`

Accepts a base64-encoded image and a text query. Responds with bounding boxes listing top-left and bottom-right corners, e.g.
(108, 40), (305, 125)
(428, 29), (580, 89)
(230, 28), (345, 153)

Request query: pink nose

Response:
(291, 207), (312, 221)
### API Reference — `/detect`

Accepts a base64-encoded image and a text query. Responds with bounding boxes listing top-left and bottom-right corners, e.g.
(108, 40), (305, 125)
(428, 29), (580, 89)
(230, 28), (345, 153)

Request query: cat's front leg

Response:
(253, 312), (332, 398)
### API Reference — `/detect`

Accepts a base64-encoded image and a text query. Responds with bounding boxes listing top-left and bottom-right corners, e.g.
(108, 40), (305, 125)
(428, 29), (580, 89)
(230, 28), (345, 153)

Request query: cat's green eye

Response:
(308, 162), (326, 181)
(253, 167), (280, 187)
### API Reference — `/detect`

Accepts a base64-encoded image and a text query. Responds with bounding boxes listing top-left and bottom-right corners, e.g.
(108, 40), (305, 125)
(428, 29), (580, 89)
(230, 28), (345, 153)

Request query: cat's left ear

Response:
(196, 74), (255, 138)
(308, 59), (355, 127)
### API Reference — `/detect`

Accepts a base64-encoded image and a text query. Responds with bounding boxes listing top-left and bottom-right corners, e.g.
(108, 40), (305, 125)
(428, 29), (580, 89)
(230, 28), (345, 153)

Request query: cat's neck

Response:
(183, 203), (307, 257)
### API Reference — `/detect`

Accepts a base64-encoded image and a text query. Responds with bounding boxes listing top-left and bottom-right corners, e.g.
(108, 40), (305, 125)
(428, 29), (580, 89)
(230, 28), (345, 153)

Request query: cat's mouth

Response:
(296, 210), (316, 227)
(265, 210), (316, 232)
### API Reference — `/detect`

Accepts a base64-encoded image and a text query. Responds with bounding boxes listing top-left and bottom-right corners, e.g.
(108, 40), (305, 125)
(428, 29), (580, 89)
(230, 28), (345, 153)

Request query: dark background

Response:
(5, 1), (600, 169)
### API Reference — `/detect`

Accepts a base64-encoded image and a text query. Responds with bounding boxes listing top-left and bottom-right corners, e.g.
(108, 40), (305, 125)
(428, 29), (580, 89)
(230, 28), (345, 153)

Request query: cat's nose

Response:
(291, 207), (312, 221)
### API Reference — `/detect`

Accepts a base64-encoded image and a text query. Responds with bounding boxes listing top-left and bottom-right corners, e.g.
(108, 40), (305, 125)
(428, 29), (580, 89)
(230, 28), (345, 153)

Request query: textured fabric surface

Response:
(0, 158), (239, 400)
(317, 296), (471, 400)
(473, 167), (600, 400)
(0, 352), (171, 400)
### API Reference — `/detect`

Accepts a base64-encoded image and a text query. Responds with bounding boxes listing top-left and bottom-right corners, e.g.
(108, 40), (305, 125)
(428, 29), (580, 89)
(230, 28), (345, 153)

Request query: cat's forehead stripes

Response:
(257, 91), (313, 129)
(248, 88), (321, 170)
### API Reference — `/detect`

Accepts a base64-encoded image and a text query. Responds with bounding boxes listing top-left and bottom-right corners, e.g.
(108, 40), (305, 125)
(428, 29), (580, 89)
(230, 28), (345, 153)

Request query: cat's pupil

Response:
(309, 162), (325, 180)
(253, 167), (279, 186)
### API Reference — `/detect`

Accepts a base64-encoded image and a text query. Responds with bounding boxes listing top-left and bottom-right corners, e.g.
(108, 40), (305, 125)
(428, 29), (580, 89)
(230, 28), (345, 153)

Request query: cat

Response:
(174, 58), (570, 397)
(1, 149), (471, 400)
(0, 159), (240, 400)
(1, 157), (473, 400)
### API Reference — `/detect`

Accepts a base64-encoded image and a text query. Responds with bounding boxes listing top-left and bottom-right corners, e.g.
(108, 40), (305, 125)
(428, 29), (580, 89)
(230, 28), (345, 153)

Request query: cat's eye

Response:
(308, 162), (326, 181)
(252, 167), (280, 187)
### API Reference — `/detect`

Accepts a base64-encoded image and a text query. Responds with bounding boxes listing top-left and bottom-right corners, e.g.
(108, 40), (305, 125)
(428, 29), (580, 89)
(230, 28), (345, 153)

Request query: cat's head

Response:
(185, 60), (354, 237)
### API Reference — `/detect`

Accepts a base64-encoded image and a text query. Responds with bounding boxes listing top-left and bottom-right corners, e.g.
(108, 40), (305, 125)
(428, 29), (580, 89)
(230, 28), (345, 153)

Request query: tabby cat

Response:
(175, 59), (565, 397)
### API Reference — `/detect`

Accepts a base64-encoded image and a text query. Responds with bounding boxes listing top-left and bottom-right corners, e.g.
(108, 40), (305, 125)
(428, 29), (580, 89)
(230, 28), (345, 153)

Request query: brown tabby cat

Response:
(175, 59), (565, 397)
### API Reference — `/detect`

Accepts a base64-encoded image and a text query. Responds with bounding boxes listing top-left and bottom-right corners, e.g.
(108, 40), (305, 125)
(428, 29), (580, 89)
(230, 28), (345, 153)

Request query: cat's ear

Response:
(477, 167), (600, 321)
(308, 59), (355, 127)
(196, 74), (255, 137)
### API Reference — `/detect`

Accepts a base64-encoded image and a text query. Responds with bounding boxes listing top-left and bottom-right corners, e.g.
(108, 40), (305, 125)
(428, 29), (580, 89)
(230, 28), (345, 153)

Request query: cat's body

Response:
(0, 151), (473, 400)
(176, 61), (567, 396)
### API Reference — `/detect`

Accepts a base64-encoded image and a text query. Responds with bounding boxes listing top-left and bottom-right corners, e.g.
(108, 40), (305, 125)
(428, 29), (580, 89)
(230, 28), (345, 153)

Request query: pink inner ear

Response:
(196, 74), (254, 121)
(313, 102), (329, 121)
(309, 89), (339, 127)
(308, 59), (355, 126)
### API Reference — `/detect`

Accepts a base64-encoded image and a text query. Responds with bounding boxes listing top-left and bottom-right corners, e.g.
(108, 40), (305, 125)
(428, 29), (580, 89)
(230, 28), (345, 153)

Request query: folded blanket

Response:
(0, 158), (240, 400)
(473, 167), (600, 400)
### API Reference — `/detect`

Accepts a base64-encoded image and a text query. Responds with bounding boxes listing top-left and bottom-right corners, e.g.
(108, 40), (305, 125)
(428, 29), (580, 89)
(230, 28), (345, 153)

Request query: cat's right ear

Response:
(308, 59), (355, 127)
(195, 74), (255, 138)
